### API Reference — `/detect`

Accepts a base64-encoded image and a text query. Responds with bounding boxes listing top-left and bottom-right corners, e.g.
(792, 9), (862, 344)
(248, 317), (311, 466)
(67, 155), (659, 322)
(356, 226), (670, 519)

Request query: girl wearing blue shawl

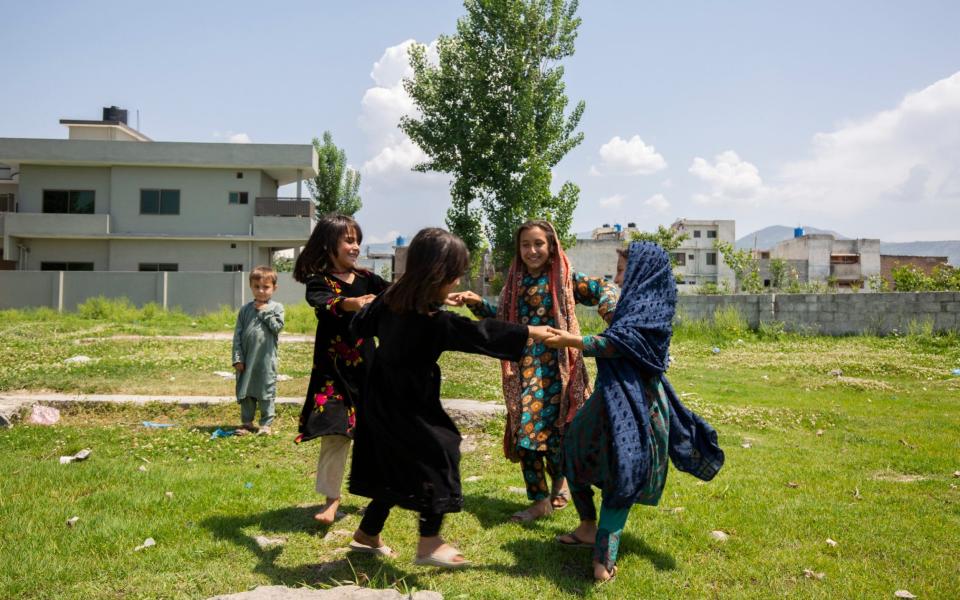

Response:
(546, 241), (724, 581)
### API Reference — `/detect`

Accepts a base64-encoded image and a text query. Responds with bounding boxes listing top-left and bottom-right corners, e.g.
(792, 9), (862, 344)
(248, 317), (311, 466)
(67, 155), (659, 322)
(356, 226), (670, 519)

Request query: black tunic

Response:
(297, 270), (389, 443)
(348, 297), (528, 514)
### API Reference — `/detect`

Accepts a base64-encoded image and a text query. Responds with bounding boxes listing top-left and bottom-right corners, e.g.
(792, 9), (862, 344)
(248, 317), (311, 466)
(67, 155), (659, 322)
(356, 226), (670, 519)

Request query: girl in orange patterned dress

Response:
(455, 220), (618, 522)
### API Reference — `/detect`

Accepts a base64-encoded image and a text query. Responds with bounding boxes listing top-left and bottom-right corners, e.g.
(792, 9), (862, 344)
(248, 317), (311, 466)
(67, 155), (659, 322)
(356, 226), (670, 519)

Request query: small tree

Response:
(630, 225), (689, 255)
(866, 273), (890, 292)
(714, 240), (762, 293)
(769, 258), (787, 290)
(631, 225), (690, 283)
(307, 131), (362, 217)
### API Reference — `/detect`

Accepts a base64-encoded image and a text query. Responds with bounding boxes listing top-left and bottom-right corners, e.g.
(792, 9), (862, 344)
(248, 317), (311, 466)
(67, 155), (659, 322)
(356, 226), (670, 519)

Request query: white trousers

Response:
(315, 435), (351, 498)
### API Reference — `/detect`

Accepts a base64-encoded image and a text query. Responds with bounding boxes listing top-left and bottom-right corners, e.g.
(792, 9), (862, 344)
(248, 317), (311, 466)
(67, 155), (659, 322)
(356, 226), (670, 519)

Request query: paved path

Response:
(0, 392), (503, 427)
(79, 333), (315, 343)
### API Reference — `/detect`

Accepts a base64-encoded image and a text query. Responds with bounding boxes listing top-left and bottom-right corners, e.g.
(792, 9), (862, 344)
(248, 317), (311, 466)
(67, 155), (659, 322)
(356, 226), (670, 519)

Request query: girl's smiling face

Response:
(519, 226), (552, 274)
(330, 226), (360, 271)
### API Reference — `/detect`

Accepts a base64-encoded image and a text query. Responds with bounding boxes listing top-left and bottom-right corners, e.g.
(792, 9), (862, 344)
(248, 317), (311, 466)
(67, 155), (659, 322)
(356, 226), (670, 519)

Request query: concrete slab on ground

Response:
(207, 585), (442, 600)
(0, 393), (503, 427)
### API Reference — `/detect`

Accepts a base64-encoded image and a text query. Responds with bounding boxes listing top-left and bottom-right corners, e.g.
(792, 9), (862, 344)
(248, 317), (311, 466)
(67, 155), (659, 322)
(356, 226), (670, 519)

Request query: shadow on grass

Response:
(462, 491), (530, 529)
(200, 505), (426, 590)
(461, 492), (676, 590)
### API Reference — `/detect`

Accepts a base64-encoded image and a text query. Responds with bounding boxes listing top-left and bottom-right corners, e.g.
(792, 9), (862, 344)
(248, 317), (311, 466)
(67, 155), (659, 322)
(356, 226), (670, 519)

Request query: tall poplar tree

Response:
(307, 131), (362, 217)
(402, 0), (585, 270)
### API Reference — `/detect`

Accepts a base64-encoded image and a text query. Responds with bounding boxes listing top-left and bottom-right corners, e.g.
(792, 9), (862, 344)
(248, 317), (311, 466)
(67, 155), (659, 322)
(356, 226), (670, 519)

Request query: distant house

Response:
(0, 106), (318, 272)
(670, 218), (736, 290)
(772, 233), (881, 289)
(881, 255), (949, 289)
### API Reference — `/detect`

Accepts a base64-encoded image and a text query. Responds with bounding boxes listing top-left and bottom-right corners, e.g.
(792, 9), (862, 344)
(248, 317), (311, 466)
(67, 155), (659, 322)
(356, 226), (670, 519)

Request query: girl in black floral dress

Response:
(293, 214), (389, 524)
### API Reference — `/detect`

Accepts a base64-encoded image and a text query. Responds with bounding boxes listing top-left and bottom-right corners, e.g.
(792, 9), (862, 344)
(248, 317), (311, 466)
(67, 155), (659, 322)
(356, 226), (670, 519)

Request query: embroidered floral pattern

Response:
(328, 335), (364, 366)
(314, 380), (343, 412)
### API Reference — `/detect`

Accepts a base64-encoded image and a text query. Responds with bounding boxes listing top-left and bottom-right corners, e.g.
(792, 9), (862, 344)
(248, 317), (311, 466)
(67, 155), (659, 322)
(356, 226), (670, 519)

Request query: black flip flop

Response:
(555, 531), (593, 548)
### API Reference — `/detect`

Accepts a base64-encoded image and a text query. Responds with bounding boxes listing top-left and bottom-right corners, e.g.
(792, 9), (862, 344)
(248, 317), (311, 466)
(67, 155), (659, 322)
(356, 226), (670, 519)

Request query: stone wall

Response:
(677, 291), (959, 335)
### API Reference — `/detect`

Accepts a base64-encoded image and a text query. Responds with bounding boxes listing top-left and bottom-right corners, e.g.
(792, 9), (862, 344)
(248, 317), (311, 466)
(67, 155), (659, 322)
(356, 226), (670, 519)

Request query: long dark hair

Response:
(513, 219), (559, 271)
(293, 214), (362, 282)
(382, 228), (469, 314)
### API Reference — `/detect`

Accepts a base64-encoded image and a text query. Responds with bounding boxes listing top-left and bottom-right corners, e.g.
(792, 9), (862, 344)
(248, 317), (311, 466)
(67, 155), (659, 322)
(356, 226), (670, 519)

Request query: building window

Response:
(42, 190), (95, 214)
(140, 189), (180, 215)
(236, 172), (244, 179)
(672, 252), (686, 266)
(830, 254), (859, 264)
(688, 254), (695, 260)
(764, 279), (771, 287)
(706, 252), (717, 266)
(228, 192), (249, 205)
(41, 261), (94, 271)
(707, 230), (717, 238)
(693, 230), (701, 238)
(760, 251), (770, 259)
(139, 263), (178, 272)
(0, 193), (15, 212)
(223, 264), (243, 272)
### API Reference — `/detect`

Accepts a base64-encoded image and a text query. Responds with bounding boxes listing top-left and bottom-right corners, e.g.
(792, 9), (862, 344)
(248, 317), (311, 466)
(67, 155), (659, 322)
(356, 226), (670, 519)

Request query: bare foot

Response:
(353, 529), (389, 551)
(593, 561), (617, 582)
(313, 497), (341, 524)
(550, 479), (570, 509)
(416, 536), (468, 564)
(509, 498), (554, 522)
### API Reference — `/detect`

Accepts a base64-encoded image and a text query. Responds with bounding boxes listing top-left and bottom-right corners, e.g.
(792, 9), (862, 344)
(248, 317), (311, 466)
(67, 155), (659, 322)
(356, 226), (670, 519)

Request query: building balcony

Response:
(2, 212), (111, 237)
(255, 197), (314, 218)
(830, 263), (862, 281)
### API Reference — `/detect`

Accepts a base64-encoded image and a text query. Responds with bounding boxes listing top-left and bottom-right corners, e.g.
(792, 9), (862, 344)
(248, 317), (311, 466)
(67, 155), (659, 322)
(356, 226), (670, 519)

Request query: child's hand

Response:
(527, 325), (555, 342)
(234, 362), (245, 373)
(444, 292), (464, 307)
(343, 294), (376, 312)
(544, 330), (582, 349)
(457, 290), (482, 306)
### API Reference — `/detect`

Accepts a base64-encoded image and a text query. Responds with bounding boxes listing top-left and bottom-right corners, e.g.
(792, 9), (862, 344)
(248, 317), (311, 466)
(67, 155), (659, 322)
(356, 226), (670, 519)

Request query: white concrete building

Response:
(670, 218), (736, 290)
(773, 233), (881, 289)
(0, 107), (318, 272)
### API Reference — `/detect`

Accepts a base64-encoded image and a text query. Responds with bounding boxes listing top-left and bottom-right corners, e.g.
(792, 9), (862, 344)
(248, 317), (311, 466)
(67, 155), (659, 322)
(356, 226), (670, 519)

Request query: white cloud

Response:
(689, 150), (765, 206)
(682, 71), (960, 240)
(359, 39), (438, 152)
(212, 131), (252, 144)
(362, 137), (429, 175)
(776, 70), (960, 223)
(598, 193), (626, 208)
(590, 135), (667, 176)
(644, 193), (670, 213)
(365, 229), (402, 245)
(355, 40), (451, 243)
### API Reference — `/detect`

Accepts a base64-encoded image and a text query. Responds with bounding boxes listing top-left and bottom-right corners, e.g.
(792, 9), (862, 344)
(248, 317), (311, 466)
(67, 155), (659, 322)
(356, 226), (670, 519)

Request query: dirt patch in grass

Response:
(872, 470), (928, 483)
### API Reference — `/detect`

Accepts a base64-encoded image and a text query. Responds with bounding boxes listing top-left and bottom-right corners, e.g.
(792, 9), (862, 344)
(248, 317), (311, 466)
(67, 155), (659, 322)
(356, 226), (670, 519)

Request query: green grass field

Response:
(1, 301), (959, 598)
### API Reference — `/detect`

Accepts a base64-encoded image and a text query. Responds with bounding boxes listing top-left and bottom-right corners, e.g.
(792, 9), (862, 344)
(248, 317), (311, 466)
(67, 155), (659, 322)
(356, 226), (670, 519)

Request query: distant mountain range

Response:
(736, 225), (959, 266)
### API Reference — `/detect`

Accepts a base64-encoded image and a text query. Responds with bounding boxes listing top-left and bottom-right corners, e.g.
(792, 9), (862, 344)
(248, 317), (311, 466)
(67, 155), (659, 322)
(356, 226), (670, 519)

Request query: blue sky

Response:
(4, 0), (960, 243)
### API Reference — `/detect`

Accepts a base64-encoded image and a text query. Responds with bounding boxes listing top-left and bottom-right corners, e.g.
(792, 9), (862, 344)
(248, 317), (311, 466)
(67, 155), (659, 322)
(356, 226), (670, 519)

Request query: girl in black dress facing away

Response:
(347, 227), (553, 568)
(293, 214), (389, 525)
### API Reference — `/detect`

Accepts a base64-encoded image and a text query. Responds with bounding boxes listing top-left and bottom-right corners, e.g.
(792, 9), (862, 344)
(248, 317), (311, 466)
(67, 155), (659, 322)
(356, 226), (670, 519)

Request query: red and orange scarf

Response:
(498, 231), (591, 462)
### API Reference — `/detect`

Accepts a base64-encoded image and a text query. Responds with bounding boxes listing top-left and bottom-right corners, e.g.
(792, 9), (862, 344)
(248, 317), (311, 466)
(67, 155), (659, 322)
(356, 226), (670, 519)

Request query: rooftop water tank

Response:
(395, 235), (406, 247)
(102, 106), (128, 124)
(794, 226), (805, 238)
(614, 223), (622, 232)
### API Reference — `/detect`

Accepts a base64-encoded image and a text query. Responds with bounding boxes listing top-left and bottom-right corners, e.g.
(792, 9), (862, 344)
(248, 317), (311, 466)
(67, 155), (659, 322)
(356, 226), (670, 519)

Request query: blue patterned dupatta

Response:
(598, 242), (724, 509)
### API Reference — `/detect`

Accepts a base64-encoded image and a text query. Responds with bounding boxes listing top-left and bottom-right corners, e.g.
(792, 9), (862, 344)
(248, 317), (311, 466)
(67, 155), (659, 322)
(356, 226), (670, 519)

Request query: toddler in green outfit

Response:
(232, 266), (285, 435)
